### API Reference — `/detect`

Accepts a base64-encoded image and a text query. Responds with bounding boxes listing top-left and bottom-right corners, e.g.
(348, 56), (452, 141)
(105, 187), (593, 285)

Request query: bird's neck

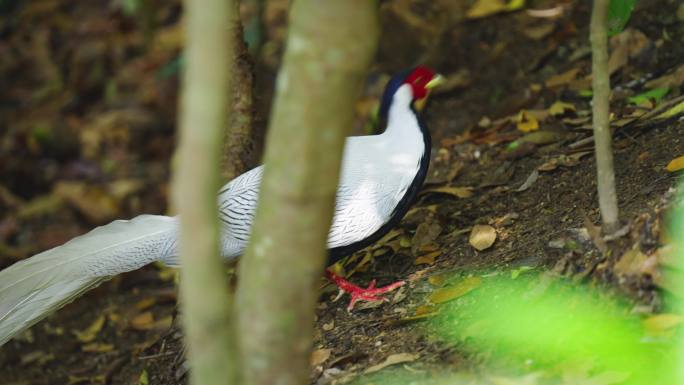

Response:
(382, 85), (429, 157)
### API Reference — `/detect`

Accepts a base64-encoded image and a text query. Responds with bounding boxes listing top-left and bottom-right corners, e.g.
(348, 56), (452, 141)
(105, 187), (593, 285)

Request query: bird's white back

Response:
(218, 84), (424, 257)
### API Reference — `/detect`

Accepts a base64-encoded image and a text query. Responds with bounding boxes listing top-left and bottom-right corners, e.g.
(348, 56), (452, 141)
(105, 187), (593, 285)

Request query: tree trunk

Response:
(591, 0), (620, 234)
(172, 0), (239, 383)
(222, 0), (257, 181)
(236, 1), (378, 385)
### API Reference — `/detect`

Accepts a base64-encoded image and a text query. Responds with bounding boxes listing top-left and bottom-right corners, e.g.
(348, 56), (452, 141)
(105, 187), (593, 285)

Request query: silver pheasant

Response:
(0, 67), (442, 346)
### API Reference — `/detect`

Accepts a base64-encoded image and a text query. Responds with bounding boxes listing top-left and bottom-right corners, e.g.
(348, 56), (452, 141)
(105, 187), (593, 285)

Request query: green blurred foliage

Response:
(669, 188), (684, 384)
(627, 88), (669, 105)
(608, 0), (636, 36)
(432, 275), (676, 384)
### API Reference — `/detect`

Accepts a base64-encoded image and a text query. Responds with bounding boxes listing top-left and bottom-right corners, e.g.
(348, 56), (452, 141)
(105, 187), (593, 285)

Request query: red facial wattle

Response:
(404, 66), (437, 99)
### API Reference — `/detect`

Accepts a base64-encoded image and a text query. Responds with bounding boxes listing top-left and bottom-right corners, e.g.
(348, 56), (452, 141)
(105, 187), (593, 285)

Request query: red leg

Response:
(325, 269), (405, 311)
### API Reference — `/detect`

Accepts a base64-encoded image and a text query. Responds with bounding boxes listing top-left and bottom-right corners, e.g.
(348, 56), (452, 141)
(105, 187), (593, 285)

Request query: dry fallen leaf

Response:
(21, 350), (55, 365)
(523, 22), (556, 40)
(665, 156), (684, 172)
(68, 374), (106, 385)
(418, 242), (440, 253)
(415, 305), (439, 317)
(429, 276), (482, 303)
(364, 352), (419, 373)
(583, 217), (608, 254)
(519, 130), (564, 145)
(516, 110), (539, 132)
(645, 64), (684, 89)
(608, 29), (652, 75)
(108, 179), (144, 200)
(54, 182), (119, 224)
(374, 228), (403, 247)
(414, 250), (442, 265)
(608, 39), (628, 76)
(655, 100), (684, 120)
(73, 315), (106, 343)
(130, 312), (155, 330)
(491, 212), (520, 227)
(153, 315), (174, 331)
(310, 348), (332, 366)
(322, 320), (335, 331)
(614, 245), (649, 276)
(538, 152), (591, 172)
(516, 170), (539, 192)
(545, 68), (580, 88)
(82, 343), (115, 353)
(469, 225), (497, 251)
(466, 0), (508, 18)
(427, 273), (449, 287)
(17, 194), (64, 220)
(562, 116), (591, 126)
(421, 186), (474, 198)
(568, 76), (593, 91)
(548, 101), (576, 116)
(643, 314), (684, 337)
(135, 297), (157, 311)
(411, 221), (442, 255)
(525, 109), (550, 122)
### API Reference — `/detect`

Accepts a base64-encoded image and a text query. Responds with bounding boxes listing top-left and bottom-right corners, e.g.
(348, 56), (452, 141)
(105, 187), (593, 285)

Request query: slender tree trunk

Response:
(222, 0), (257, 181)
(236, 2), (378, 385)
(591, 0), (620, 233)
(173, 0), (239, 383)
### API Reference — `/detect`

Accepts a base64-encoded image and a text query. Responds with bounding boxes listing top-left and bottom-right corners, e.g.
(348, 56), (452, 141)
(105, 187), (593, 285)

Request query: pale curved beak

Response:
(415, 74), (445, 111)
(425, 74), (445, 90)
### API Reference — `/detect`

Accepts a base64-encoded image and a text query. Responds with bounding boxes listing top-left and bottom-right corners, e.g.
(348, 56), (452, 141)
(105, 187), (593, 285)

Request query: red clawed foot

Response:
(325, 269), (405, 311)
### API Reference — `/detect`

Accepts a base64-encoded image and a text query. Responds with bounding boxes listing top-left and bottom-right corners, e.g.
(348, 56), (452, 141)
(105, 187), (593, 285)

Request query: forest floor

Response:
(1, 1), (684, 384)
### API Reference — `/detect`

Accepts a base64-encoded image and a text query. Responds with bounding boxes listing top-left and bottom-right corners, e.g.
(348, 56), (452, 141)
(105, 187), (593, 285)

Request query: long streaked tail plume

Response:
(0, 215), (178, 346)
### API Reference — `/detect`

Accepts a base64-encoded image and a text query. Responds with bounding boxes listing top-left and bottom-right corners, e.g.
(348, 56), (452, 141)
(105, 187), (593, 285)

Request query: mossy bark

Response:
(172, 0), (239, 383)
(236, 1), (378, 384)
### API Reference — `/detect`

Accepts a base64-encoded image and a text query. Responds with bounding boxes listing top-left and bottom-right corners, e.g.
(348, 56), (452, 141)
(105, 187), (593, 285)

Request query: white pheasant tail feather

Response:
(0, 215), (178, 346)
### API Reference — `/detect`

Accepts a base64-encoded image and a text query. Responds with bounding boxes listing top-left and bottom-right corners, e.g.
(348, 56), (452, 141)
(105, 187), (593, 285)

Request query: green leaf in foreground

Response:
(608, 0), (636, 36)
(627, 87), (669, 105)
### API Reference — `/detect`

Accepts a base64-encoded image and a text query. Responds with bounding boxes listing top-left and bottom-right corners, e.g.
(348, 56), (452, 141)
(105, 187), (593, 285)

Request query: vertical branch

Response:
(173, 0), (239, 383)
(236, 1), (379, 385)
(222, 1), (257, 181)
(591, 0), (620, 233)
